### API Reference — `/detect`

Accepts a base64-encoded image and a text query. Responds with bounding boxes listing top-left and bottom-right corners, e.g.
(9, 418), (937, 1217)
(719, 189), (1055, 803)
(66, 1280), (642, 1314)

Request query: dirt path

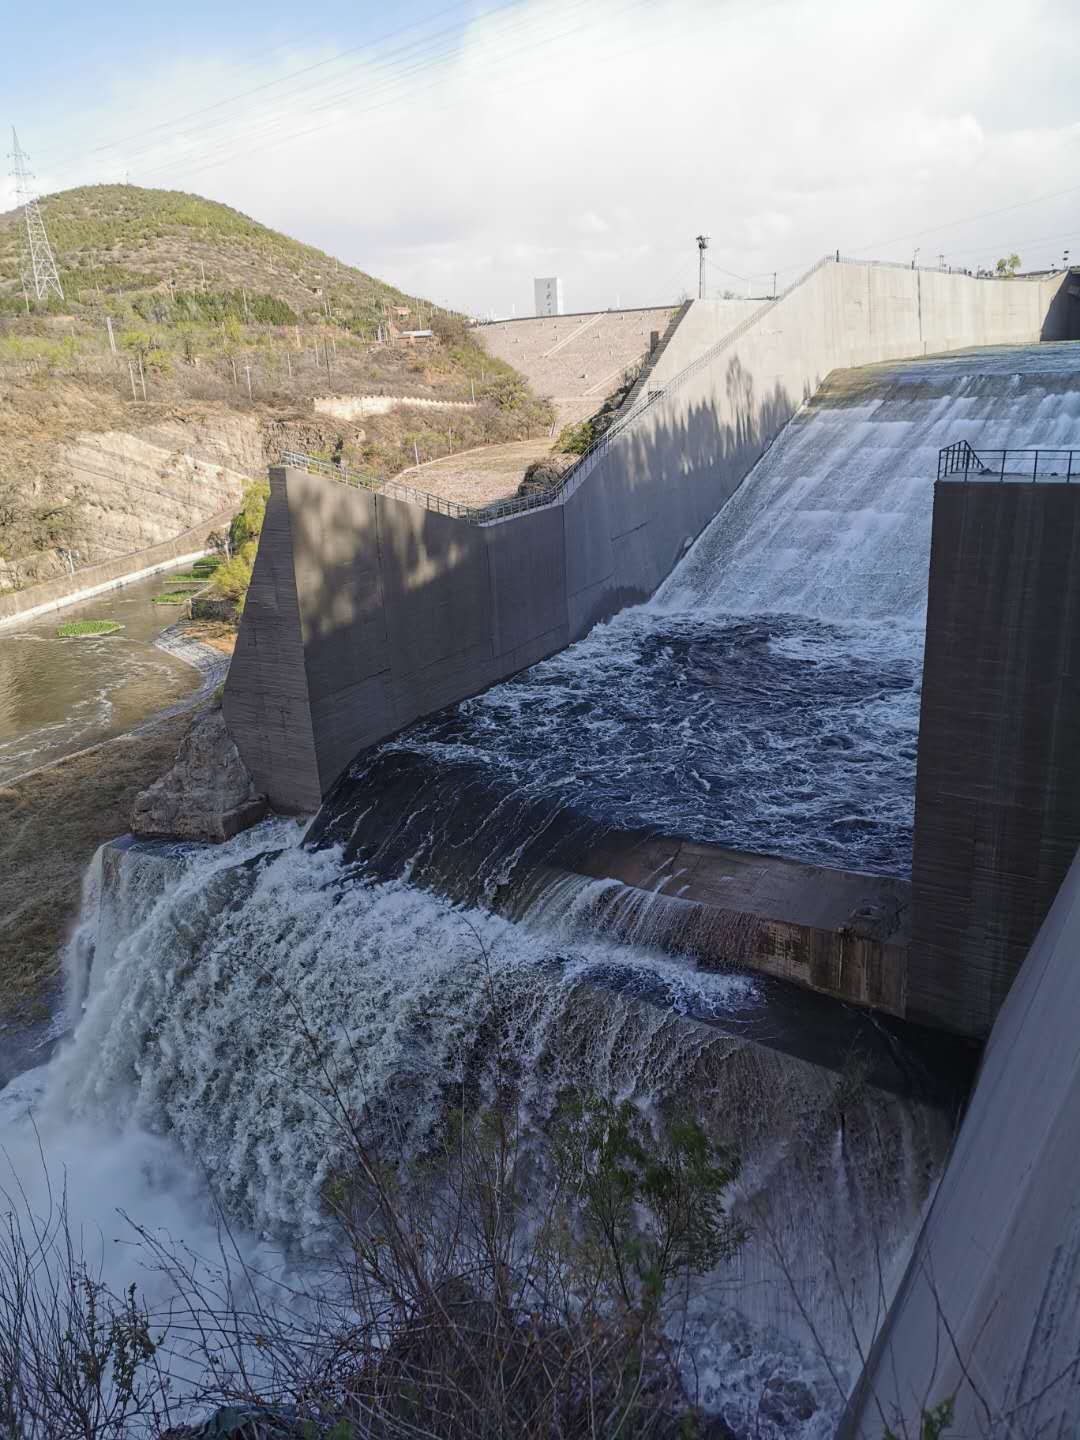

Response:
(393, 437), (553, 507)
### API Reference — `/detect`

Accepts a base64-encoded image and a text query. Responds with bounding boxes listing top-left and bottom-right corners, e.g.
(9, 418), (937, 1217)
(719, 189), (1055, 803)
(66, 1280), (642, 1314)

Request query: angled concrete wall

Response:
(843, 848), (1080, 1437)
(226, 261), (1070, 813)
(908, 480), (1080, 1037)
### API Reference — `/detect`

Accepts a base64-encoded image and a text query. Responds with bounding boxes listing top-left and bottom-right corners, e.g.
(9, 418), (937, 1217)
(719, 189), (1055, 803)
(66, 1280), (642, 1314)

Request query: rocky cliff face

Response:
(131, 706), (267, 843)
(0, 389), (356, 592)
(60, 413), (261, 565)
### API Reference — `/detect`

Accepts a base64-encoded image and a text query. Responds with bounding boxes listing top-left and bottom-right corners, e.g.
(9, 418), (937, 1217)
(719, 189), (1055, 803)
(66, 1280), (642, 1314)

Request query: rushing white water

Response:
(657, 346), (1080, 622)
(0, 818), (948, 1435)
(8, 344), (1076, 1434)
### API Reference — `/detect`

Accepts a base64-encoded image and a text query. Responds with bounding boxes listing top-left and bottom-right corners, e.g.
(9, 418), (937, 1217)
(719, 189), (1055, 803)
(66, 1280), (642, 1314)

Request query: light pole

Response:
(696, 235), (709, 300)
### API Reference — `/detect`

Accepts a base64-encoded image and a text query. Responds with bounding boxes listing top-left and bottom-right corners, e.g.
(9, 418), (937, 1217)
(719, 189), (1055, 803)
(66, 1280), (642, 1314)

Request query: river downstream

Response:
(0, 572), (203, 784)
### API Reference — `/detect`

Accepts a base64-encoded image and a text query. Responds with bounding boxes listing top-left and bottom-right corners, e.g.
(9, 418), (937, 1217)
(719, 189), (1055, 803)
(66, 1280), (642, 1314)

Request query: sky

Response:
(5, 0), (1080, 316)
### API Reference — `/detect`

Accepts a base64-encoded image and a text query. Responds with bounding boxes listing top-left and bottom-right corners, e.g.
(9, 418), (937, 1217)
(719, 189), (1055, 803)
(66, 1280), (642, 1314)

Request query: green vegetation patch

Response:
(167, 571), (210, 583)
(150, 591), (194, 605)
(55, 619), (123, 637)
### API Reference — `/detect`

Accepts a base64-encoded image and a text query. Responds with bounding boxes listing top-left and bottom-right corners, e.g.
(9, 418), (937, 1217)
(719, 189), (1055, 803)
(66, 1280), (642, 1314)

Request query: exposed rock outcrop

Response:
(517, 452), (575, 494)
(131, 706), (266, 842)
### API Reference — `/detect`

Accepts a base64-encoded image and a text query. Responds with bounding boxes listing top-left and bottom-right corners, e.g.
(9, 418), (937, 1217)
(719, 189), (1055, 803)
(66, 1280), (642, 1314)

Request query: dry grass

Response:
(0, 712), (192, 1021)
(393, 436), (555, 506)
(182, 617), (236, 656)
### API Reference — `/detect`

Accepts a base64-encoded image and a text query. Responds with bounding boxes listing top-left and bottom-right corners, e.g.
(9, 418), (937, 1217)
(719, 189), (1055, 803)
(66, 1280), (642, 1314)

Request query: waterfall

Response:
(0, 821), (950, 1436)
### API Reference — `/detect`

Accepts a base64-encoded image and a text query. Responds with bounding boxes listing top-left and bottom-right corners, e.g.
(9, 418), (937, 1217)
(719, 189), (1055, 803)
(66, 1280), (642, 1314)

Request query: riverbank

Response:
(0, 614), (235, 1029)
(0, 708), (197, 1026)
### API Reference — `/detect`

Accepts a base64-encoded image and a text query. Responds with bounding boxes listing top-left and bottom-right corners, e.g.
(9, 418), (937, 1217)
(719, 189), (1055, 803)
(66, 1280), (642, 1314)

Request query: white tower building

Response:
(534, 276), (564, 317)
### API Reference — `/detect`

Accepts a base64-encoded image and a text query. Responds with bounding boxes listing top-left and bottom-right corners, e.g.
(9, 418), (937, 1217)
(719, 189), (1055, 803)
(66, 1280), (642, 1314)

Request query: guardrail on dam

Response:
(225, 256), (1072, 816)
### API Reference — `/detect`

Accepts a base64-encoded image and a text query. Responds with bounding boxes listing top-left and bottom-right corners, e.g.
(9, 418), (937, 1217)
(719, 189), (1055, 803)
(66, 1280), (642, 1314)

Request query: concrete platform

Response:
(579, 836), (910, 1016)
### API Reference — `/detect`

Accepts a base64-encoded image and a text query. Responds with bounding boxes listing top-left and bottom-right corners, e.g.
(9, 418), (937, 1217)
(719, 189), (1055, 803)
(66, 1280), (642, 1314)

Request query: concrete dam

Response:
(14, 257), (1080, 1437)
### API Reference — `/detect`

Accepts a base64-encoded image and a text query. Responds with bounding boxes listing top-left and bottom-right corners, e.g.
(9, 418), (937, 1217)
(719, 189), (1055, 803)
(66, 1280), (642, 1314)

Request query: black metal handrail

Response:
(938, 443), (1079, 483)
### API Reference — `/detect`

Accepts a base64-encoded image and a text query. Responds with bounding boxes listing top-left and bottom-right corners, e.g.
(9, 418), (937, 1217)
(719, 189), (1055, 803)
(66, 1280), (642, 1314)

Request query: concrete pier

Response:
(909, 478), (1080, 1036)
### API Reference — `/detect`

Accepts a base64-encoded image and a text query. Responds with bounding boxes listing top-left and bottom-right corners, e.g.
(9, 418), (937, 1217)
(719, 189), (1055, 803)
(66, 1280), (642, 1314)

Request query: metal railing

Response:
(938, 442), (1079, 483)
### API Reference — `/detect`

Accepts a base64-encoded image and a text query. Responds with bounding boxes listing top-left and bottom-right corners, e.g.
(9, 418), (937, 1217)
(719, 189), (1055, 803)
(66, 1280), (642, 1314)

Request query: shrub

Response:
(119, 328), (152, 355)
(431, 310), (469, 346)
(228, 479), (269, 553)
(210, 541), (258, 612)
(555, 419), (595, 455)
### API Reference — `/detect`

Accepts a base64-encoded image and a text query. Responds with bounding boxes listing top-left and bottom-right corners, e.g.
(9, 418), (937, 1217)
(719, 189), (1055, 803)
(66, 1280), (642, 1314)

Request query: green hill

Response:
(0, 186), (552, 593)
(0, 184), (417, 329)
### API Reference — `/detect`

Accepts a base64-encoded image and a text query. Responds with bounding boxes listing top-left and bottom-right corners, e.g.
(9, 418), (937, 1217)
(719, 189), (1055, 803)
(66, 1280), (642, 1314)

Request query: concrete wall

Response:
(843, 847), (1080, 1437)
(908, 481), (1080, 1037)
(313, 394), (478, 420)
(226, 260), (1071, 813)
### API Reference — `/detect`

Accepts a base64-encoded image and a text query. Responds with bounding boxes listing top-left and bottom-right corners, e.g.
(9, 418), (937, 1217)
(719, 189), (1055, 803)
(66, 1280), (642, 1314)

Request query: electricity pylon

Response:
(9, 129), (64, 303)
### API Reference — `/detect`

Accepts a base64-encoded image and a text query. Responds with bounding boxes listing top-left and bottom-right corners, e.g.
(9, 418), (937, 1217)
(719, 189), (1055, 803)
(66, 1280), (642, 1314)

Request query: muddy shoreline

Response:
(0, 619), (233, 1036)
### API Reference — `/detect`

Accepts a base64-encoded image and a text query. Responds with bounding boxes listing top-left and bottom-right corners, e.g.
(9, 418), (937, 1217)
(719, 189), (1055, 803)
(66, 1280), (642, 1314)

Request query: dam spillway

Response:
(331, 343), (1080, 882)
(5, 282), (1080, 1435)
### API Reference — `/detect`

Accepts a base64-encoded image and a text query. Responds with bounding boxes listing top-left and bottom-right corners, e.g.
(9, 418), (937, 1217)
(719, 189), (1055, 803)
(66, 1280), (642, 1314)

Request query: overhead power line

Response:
(128, 0), (657, 189)
(41, 0), (528, 180)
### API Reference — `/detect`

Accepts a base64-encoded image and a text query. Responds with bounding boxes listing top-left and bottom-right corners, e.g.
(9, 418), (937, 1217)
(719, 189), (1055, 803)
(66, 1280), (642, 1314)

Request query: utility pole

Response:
(9, 129), (64, 302)
(105, 315), (117, 354)
(244, 364), (253, 400)
(696, 234), (709, 300)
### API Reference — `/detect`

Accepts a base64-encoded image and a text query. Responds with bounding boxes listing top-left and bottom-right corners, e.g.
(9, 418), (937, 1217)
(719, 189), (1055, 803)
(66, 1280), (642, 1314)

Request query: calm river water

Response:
(0, 573), (202, 785)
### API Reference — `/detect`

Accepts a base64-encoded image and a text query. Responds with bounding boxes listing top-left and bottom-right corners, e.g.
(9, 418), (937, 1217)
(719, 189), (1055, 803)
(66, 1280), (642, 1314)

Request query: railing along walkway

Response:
(938, 441), (1080, 483)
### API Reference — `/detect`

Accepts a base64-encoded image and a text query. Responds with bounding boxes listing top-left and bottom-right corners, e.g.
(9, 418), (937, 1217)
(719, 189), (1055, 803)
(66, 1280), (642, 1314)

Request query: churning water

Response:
(3, 343), (1079, 1435)
(1, 821), (949, 1435)
(392, 344), (1080, 876)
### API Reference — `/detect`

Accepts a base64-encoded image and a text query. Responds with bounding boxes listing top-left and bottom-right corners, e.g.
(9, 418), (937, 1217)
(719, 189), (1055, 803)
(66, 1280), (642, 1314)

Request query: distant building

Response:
(534, 276), (564, 317)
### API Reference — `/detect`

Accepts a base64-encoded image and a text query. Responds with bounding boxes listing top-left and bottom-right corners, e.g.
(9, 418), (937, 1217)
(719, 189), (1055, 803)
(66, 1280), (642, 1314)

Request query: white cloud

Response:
(15, 0), (1080, 313)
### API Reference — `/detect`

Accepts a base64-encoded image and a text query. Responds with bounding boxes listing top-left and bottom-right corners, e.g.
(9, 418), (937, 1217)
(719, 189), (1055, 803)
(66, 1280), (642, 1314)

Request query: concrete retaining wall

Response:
(226, 260), (1070, 813)
(908, 480), (1080, 1037)
(0, 505), (236, 630)
(313, 394), (478, 420)
(843, 848), (1080, 1436)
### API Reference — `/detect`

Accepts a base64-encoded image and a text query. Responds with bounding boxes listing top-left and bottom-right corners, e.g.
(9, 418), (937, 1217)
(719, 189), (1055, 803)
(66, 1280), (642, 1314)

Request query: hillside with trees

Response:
(0, 185), (551, 591)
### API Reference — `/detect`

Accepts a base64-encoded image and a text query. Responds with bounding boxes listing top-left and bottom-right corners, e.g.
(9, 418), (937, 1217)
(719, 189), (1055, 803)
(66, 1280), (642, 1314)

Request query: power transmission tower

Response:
(9, 129), (64, 303)
(696, 234), (709, 299)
